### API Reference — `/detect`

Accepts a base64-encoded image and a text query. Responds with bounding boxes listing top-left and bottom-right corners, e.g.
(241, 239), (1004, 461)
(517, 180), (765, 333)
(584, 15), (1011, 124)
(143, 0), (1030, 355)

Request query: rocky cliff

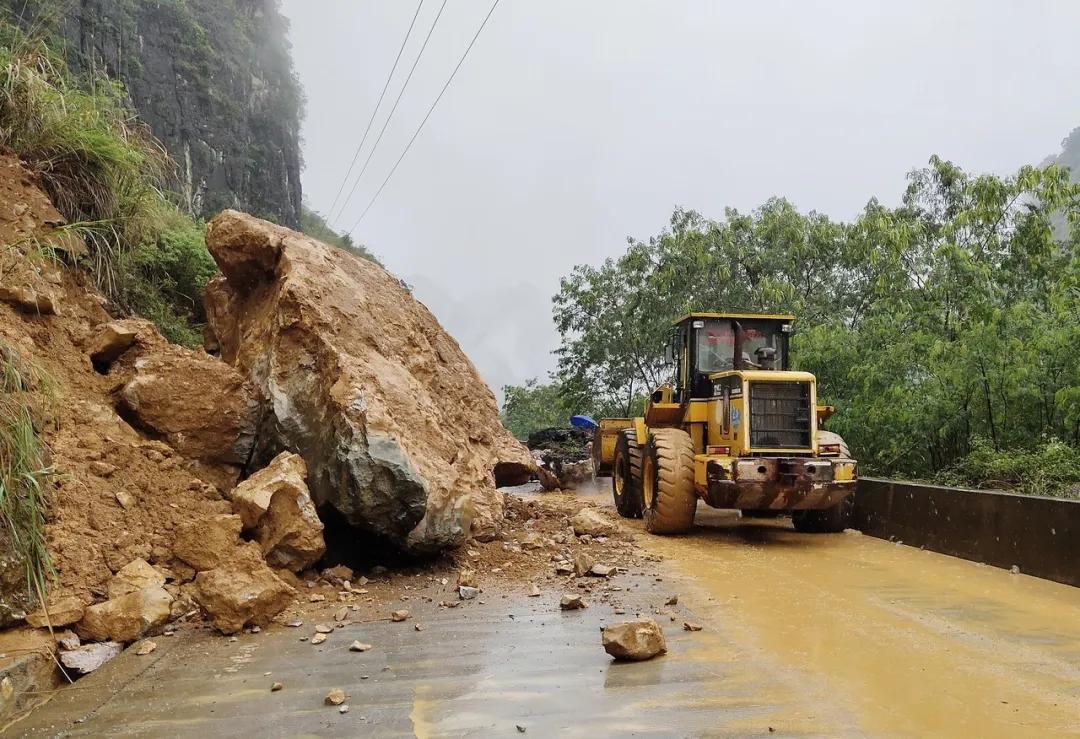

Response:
(4, 0), (304, 228)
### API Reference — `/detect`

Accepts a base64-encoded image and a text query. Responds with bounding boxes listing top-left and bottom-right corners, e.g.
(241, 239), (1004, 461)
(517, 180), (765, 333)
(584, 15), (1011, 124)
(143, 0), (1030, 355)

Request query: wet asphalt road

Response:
(12, 484), (1080, 738)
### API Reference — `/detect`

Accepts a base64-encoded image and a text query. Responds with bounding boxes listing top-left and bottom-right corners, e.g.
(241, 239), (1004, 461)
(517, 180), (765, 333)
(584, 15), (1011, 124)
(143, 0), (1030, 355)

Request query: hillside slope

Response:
(4, 0), (304, 227)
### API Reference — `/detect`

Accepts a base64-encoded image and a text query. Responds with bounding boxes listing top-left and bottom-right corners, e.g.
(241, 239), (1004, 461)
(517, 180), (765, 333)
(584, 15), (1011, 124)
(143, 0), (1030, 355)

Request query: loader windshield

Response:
(696, 318), (787, 373)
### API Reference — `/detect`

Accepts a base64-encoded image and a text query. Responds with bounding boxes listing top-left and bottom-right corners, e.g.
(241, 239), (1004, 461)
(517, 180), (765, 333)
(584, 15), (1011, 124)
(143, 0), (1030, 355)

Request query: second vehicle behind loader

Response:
(594, 312), (857, 534)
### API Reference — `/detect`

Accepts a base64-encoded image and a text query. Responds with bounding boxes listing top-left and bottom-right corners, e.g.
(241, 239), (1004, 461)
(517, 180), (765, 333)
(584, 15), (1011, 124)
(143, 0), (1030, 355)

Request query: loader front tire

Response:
(612, 429), (644, 518)
(642, 428), (697, 534)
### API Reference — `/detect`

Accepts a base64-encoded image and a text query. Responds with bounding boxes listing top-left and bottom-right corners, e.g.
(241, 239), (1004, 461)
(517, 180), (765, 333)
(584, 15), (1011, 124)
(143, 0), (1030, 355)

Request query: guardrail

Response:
(853, 478), (1080, 587)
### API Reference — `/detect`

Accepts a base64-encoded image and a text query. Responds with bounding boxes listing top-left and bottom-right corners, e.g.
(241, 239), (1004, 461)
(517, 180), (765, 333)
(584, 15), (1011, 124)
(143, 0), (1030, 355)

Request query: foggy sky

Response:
(280, 0), (1080, 405)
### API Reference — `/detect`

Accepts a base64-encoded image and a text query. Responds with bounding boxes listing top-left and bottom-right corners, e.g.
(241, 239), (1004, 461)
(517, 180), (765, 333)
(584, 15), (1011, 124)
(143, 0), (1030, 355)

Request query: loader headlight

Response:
(819, 443), (841, 457)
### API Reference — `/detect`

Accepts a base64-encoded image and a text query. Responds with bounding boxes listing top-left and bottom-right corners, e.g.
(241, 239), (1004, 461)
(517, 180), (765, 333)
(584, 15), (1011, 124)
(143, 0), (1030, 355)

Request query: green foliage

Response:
(554, 156), (1080, 494)
(0, 341), (55, 607)
(500, 378), (575, 440)
(0, 25), (216, 345)
(935, 437), (1080, 499)
(300, 206), (380, 265)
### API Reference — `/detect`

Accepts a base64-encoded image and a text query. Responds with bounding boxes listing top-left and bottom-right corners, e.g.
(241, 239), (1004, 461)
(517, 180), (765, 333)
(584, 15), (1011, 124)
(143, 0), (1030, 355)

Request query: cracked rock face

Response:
(203, 211), (536, 552)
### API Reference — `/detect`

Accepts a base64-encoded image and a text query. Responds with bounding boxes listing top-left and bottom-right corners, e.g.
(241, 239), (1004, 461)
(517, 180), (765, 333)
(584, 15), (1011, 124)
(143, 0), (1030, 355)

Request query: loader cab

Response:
(669, 313), (794, 401)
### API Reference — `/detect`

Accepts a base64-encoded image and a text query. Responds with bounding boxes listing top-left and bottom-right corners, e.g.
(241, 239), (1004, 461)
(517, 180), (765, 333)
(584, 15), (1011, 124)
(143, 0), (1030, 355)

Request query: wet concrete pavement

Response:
(12, 487), (1080, 738)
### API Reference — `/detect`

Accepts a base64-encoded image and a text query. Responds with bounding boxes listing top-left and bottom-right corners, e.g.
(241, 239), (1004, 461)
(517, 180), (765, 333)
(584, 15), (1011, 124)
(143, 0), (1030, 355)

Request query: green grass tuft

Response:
(0, 341), (55, 608)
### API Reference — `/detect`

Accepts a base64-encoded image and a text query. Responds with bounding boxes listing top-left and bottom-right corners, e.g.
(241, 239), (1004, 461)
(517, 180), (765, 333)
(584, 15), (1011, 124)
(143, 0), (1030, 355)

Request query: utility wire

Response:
(332, 0), (450, 224)
(348, 0), (501, 232)
(326, 0), (425, 219)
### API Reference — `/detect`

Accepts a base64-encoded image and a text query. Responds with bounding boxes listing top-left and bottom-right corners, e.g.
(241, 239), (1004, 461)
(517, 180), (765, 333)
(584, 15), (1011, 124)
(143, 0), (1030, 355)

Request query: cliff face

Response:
(8, 0), (304, 228)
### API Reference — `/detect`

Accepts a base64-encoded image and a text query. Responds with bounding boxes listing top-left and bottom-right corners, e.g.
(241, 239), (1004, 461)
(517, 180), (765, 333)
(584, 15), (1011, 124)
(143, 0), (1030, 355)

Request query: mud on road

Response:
(12, 482), (1080, 738)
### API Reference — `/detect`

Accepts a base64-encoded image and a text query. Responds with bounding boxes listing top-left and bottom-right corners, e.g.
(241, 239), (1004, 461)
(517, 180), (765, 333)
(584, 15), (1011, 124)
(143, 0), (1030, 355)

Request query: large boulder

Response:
(119, 349), (259, 465)
(192, 543), (295, 634)
(76, 586), (173, 643)
(203, 210), (536, 552)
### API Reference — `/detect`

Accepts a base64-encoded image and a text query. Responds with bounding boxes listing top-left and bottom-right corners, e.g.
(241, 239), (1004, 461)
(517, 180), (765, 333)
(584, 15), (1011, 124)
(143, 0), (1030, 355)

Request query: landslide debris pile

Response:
(0, 160), (535, 676)
(203, 210), (534, 551)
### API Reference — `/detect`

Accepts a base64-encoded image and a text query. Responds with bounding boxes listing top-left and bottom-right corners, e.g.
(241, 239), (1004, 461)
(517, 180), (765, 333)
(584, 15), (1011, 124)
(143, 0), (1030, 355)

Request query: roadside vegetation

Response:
(0, 340), (54, 606)
(506, 155), (1080, 497)
(0, 25), (215, 345)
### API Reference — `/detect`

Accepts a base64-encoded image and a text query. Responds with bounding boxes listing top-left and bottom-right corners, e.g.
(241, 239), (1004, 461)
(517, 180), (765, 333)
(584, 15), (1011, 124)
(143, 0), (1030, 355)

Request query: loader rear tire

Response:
(642, 428), (697, 534)
(612, 429), (643, 518)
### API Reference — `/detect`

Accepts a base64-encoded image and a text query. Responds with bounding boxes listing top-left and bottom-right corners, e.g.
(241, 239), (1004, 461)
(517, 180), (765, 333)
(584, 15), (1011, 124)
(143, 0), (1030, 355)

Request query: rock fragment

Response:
(26, 596), (85, 628)
(134, 640), (157, 655)
(391, 609), (410, 622)
(349, 641), (372, 652)
(60, 642), (122, 675)
(325, 689), (347, 706)
(86, 320), (139, 366)
(588, 564), (615, 577)
(683, 621), (703, 632)
(602, 619), (667, 661)
(458, 586), (479, 600)
(107, 559), (166, 599)
(311, 633), (327, 645)
(271, 682), (284, 692)
(570, 508), (615, 537)
(172, 514), (243, 572)
(192, 544), (296, 634)
(77, 587), (173, 643)
(559, 594), (586, 611)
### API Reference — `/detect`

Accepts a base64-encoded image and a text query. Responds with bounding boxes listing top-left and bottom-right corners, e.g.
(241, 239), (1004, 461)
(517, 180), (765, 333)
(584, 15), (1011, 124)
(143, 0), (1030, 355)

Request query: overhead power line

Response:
(347, 0), (501, 233)
(332, 0), (450, 224)
(326, 0), (426, 219)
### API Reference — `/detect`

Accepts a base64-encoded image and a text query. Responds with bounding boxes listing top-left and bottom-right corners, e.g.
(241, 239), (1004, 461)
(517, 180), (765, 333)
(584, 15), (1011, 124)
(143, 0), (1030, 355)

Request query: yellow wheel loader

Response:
(594, 312), (857, 534)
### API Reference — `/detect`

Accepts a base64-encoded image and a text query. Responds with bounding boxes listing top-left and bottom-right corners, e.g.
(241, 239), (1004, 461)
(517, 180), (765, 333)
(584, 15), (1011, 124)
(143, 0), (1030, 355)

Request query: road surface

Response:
(12, 486), (1080, 737)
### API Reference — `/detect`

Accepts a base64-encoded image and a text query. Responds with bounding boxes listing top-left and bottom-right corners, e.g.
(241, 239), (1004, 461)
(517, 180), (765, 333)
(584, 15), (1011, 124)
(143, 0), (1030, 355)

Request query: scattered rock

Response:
(26, 595), (85, 628)
(528, 584), (541, 597)
(309, 594), (326, 603)
(683, 622), (703, 632)
(115, 490), (136, 510)
(271, 682), (284, 692)
(134, 640), (157, 655)
(588, 564), (616, 577)
(554, 561), (573, 576)
(339, 705), (350, 714)
(285, 619), (303, 628)
(572, 551), (595, 577)
(559, 594), (586, 611)
(85, 320), (140, 367)
(334, 607), (348, 622)
(60, 641), (123, 675)
(77, 586), (173, 643)
(311, 633), (327, 645)
(0, 284), (56, 314)
(192, 544), (296, 634)
(602, 619), (667, 661)
(457, 568), (478, 588)
(107, 559), (166, 599)
(570, 508), (615, 537)
(322, 564), (354, 585)
(349, 641), (372, 652)
(229, 452), (325, 571)
(665, 594), (679, 606)
(1010, 565), (1021, 575)
(172, 514), (243, 572)
(458, 586), (480, 600)
(314, 623), (333, 634)
(89, 461), (117, 478)
(391, 609), (410, 622)
(324, 689), (347, 706)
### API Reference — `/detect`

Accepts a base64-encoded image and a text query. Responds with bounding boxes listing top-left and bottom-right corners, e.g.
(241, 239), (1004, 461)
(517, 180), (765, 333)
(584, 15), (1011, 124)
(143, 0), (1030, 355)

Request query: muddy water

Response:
(641, 506), (1080, 738)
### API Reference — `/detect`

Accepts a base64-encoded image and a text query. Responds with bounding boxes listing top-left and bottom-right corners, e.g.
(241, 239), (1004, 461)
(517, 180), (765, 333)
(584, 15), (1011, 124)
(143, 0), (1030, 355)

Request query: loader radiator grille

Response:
(749, 381), (811, 449)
